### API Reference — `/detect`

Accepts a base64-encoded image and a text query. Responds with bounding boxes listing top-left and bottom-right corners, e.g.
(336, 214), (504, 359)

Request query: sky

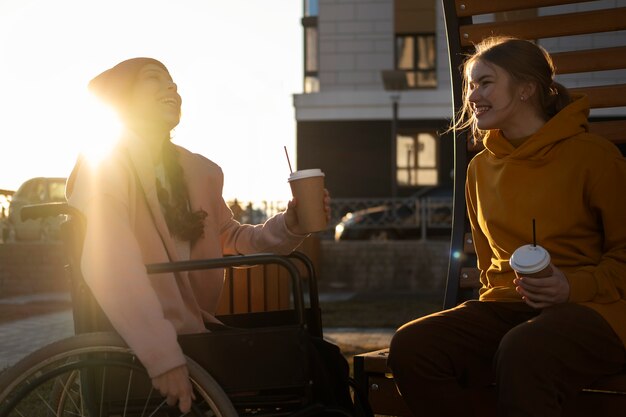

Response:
(0, 0), (303, 202)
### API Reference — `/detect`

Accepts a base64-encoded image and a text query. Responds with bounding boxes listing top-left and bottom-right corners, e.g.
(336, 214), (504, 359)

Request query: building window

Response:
(302, 1), (319, 93)
(304, 0), (318, 16)
(304, 25), (319, 93)
(397, 132), (438, 186)
(396, 33), (437, 88)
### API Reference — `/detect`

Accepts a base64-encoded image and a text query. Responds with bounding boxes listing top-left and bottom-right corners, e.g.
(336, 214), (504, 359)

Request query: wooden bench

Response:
(215, 246), (324, 338)
(354, 1), (626, 415)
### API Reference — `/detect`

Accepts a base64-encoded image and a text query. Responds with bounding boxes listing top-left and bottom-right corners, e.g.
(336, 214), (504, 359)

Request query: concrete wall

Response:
(0, 243), (67, 297)
(319, 240), (450, 293)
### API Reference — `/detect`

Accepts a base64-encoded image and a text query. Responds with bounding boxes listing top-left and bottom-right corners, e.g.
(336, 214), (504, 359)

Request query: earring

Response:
(520, 96), (526, 101)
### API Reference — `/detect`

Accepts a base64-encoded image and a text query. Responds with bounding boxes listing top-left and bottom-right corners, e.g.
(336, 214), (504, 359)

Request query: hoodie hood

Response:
(483, 94), (590, 160)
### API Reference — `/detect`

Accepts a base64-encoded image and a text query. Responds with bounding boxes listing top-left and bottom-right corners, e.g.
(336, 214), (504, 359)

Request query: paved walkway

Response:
(0, 295), (394, 370)
(0, 310), (74, 369)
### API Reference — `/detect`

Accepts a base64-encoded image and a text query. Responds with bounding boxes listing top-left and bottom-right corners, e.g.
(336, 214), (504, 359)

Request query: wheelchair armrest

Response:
(146, 253), (306, 326)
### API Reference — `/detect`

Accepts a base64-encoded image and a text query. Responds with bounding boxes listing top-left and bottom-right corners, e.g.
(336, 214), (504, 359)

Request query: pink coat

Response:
(66, 130), (305, 377)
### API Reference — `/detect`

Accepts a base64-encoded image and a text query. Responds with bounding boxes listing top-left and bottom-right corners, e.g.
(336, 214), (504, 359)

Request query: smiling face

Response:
(466, 59), (529, 138)
(126, 63), (182, 134)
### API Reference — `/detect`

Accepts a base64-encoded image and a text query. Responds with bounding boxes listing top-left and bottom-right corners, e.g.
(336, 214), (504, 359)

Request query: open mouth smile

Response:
(473, 105), (491, 117)
(159, 97), (179, 108)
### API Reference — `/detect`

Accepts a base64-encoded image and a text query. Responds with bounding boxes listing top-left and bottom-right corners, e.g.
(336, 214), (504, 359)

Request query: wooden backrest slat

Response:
(570, 84), (626, 109)
(278, 266), (291, 310)
(215, 264), (292, 315)
(552, 47), (626, 74)
(264, 264), (281, 311)
(249, 265), (267, 311)
(459, 8), (626, 47)
(460, 267), (481, 289)
(216, 272), (233, 315)
(590, 121), (626, 144)
(231, 268), (250, 314)
(463, 232), (475, 254)
(465, 121), (626, 152)
(455, 0), (589, 17)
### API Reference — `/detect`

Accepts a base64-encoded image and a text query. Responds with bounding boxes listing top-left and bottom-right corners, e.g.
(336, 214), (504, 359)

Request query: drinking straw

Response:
(284, 146), (293, 174)
(532, 218), (536, 247)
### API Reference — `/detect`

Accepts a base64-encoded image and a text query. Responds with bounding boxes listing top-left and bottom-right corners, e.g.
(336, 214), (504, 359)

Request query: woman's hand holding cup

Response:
(285, 169), (329, 235)
(510, 244), (570, 308)
(285, 187), (331, 235)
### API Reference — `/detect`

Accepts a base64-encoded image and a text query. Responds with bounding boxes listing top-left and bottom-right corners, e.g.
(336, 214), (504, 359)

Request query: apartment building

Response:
(295, 0), (453, 199)
(294, 0), (626, 199)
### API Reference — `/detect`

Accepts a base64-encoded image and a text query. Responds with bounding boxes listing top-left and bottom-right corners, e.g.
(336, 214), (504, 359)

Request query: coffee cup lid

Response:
(288, 168), (325, 182)
(509, 244), (551, 274)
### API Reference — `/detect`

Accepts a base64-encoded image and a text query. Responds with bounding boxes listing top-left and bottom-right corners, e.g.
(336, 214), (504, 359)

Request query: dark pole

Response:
(391, 93), (399, 198)
(381, 70), (407, 199)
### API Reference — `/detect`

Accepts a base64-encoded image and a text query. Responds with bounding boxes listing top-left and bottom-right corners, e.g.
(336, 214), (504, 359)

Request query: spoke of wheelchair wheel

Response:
(140, 386), (156, 417)
(59, 373), (81, 415)
(122, 366), (135, 417)
(99, 365), (107, 417)
(145, 399), (168, 417)
(12, 407), (27, 417)
(79, 375), (85, 417)
(36, 391), (61, 416)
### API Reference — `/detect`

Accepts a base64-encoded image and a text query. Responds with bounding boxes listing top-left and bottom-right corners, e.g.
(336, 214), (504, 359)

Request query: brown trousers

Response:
(387, 301), (625, 417)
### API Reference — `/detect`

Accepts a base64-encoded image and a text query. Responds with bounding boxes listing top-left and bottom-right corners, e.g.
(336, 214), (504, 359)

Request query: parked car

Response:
(334, 188), (452, 241)
(5, 177), (67, 241)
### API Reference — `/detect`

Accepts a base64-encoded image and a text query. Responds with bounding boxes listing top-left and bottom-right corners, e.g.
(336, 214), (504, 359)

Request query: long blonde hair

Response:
(450, 37), (571, 142)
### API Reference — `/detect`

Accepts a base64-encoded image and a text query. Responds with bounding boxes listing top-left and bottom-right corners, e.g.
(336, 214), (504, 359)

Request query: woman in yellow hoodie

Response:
(388, 37), (626, 416)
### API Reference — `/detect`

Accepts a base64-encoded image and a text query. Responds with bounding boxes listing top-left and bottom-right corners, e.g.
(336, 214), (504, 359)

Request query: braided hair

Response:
(156, 139), (207, 242)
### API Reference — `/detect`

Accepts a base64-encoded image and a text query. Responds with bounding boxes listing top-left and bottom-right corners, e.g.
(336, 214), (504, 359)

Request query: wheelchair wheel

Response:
(0, 332), (237, 417)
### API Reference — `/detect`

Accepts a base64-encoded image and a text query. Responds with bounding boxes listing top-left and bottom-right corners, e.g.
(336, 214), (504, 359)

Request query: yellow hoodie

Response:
(466, 94), (626, 346)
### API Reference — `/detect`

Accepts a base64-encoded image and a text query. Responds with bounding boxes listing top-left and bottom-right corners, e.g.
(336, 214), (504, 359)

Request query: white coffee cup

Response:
(509, 244), (553, 278)
(288, 169), (327, 233)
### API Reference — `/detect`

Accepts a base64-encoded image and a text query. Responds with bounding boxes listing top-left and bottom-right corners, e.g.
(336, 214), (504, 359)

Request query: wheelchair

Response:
(0, 203), (369, 417)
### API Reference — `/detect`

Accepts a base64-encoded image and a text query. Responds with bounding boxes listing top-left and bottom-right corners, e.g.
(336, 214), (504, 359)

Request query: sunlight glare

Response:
(74, 95), (123, 168)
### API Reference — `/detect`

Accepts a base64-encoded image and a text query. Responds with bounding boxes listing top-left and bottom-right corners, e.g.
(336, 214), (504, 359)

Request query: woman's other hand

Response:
(285, 188), (331, 235)
(513, 264), (570, 309)
(152, 365), (195, 413)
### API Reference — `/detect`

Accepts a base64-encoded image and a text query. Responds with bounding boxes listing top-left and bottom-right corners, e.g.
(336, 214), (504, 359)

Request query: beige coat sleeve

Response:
(68, 159), (187, 378)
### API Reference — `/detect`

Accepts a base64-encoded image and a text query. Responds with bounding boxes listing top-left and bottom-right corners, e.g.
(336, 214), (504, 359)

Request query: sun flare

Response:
(72, 95), (124, 168)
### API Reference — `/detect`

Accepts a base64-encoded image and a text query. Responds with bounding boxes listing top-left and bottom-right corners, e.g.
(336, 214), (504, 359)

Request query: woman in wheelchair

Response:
(388, 37), (626, 416)
(65, 58), (331, 413)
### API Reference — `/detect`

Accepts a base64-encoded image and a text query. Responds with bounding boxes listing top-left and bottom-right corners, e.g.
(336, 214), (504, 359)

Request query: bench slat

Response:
(232, 268), (250, 313)
(460, 267), (481, 289)
(455, 0), (590, 17)
(367, 375), (411, 416)
(459, 8), (626, 46)
(215, 265), (292, 315)
(589, 121), (626, 144)
(570, 84), (626, 109)
(250, 266), (266, 311)
(463, 232), (475, 254)
(552, 47), (626, 74)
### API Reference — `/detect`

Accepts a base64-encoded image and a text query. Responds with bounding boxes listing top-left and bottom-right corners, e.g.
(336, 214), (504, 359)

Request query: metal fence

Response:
(330, 196), (453, 240)
(228, 196), (453, 240)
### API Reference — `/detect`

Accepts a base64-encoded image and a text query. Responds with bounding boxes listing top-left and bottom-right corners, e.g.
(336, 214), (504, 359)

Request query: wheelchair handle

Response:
(20, 202), (80, 221)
